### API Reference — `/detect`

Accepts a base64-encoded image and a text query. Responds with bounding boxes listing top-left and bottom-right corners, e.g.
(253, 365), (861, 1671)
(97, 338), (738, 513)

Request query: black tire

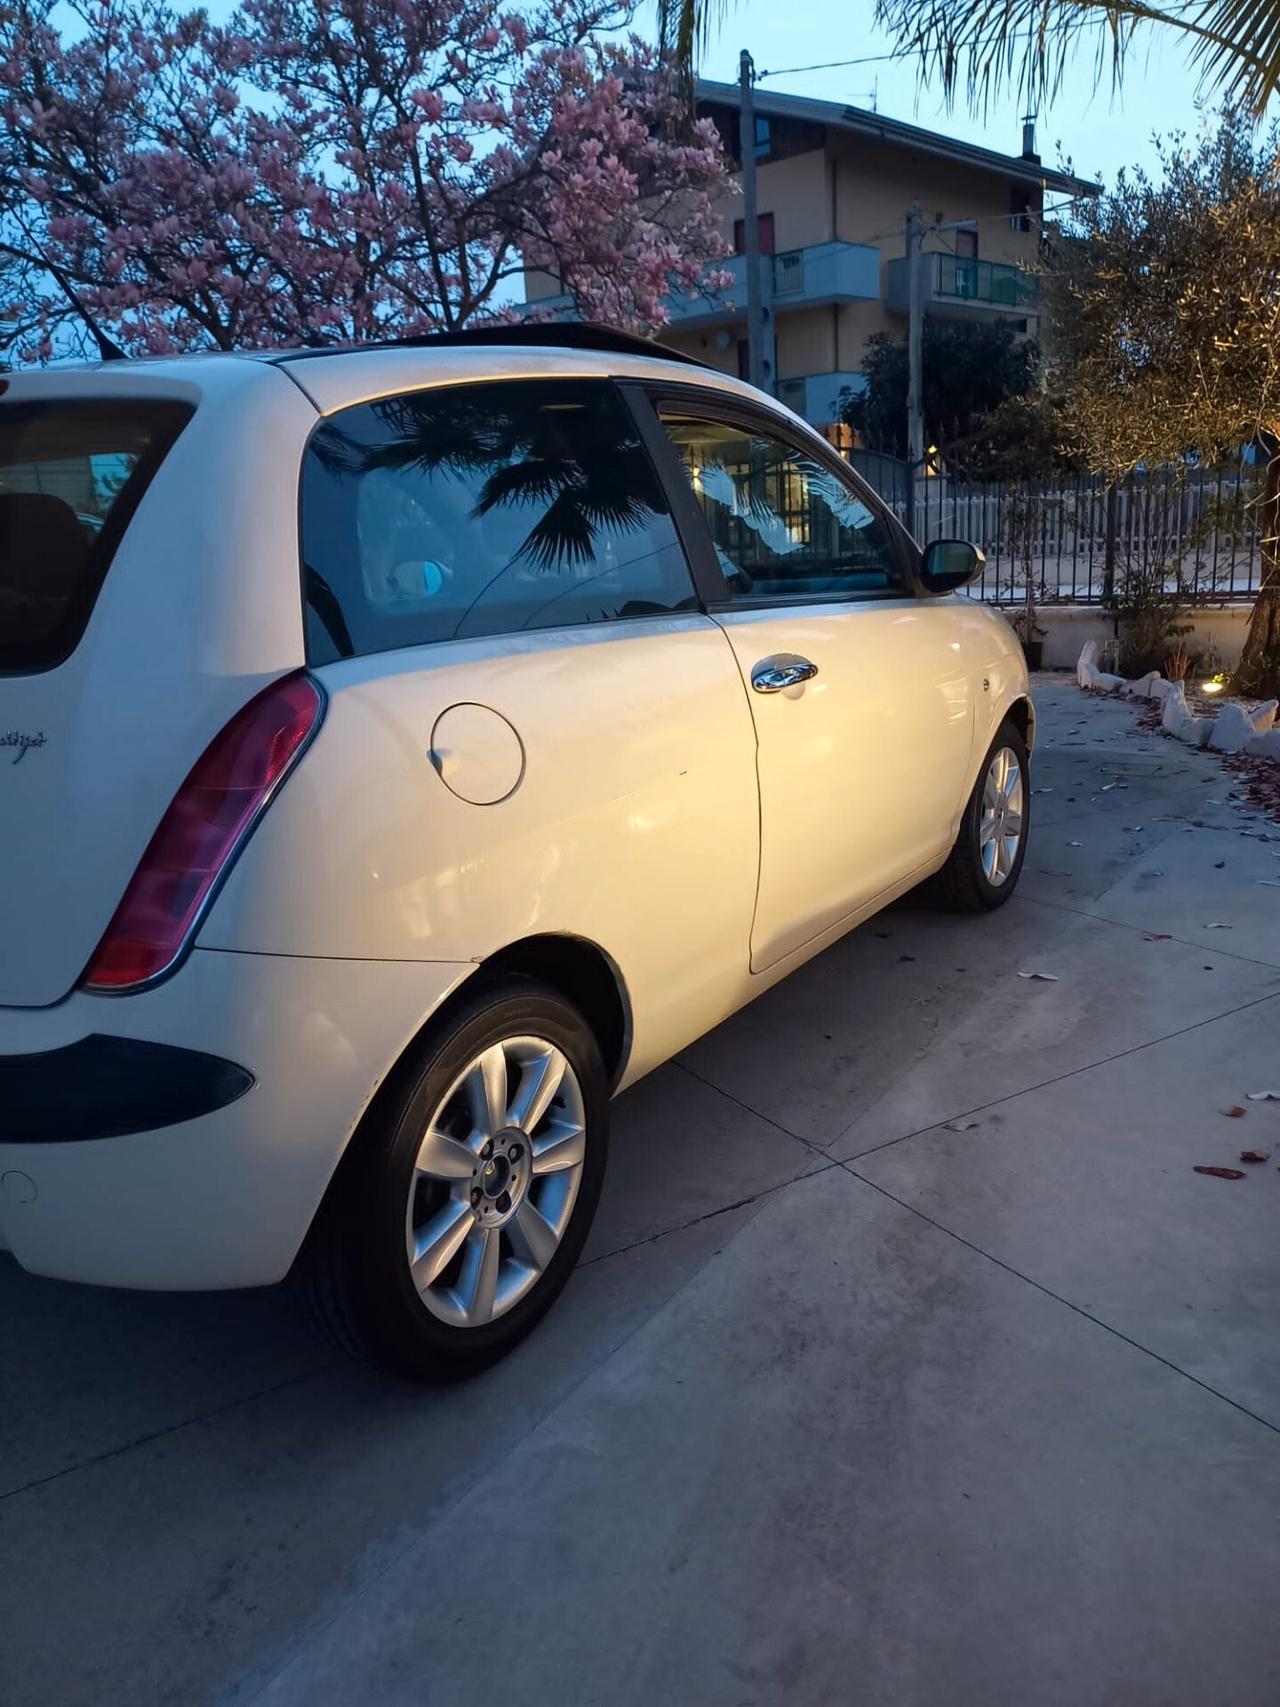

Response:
(303, 975), (609, 1382)
(932, 719), (1030, 912)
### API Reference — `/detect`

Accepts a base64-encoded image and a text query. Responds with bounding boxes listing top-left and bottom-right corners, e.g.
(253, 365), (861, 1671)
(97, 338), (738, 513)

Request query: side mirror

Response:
(920, 538), (985, 594)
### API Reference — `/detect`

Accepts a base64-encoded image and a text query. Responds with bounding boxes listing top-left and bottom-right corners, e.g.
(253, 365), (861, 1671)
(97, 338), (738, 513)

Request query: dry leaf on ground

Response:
(1222, 1105), (1247, 1117)
(1017, 971), (1059, 981)
(1193, 1166), (1247, 1180)
(1240, 1148), (1272, 1163)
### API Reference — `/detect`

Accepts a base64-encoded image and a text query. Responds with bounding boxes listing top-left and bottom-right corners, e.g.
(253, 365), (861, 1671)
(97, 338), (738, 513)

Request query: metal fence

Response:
(848, 450), (1264, 606)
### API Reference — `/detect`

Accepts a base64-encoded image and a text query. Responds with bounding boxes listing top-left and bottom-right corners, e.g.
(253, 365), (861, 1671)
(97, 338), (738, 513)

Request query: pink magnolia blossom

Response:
(1, 0), (733, 357)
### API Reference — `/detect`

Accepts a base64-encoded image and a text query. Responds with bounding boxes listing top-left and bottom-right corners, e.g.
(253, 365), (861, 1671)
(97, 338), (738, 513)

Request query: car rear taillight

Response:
(81, 672), (324, 992)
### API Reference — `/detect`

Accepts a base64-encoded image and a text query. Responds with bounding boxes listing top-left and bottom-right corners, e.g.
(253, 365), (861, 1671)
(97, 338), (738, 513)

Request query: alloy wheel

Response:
(979, 745), (1025, 886)
(404, 1035), (586, 1328)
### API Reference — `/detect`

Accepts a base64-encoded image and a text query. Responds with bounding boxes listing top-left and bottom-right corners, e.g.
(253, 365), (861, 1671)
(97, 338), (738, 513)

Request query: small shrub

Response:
(1164, 645), (1191, 680)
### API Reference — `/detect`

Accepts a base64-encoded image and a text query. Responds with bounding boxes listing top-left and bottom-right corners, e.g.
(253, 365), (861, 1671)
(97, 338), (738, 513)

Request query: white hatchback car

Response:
(0, 327), (1032, 1379)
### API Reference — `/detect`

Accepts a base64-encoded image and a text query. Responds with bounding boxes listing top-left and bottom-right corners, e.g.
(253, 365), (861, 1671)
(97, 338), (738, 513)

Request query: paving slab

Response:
(854, 992), (1280, 1425)
(685, 895), (1280, 1157)
(0, 1202), (763, 1707)
(250, 1169), (1280, 1707)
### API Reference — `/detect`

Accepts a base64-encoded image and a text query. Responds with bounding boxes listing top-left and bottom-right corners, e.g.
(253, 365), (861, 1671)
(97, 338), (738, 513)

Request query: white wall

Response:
(1008, 603), (1255, 670)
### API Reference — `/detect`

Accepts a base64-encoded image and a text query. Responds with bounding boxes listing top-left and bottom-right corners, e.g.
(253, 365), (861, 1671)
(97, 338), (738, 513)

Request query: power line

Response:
(754, 10), (1205, 83)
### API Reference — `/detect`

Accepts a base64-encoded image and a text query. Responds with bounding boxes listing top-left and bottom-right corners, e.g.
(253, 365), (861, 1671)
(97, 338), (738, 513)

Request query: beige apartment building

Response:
(523, 80), (1098, 436)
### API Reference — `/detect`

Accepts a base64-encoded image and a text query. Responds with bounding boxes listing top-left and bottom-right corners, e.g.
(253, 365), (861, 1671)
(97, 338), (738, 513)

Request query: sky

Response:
(692, 0), (1260, 189)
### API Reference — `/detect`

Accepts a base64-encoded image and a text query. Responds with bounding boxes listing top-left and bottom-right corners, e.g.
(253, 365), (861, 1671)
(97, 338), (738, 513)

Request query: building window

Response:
(734, 212), (775, 256)
(736, 340), (750, 382)
(954, 226), (978, 259)
(1010, 183), (1043, 232)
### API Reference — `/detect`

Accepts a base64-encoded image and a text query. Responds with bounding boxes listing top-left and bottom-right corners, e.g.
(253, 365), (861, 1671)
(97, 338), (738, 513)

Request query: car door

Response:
(631, 386), (975, 973)
(220, 373), (762, 1083)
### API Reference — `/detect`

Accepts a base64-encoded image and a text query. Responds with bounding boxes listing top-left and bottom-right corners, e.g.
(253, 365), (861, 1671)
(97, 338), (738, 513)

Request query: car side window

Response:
(301, 379), (697, 662)
(656, 407), (906, 602)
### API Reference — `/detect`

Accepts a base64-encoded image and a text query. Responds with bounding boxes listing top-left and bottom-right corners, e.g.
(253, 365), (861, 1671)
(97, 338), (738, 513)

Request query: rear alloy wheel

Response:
(306, 977), (608, 1381)
(933, 719), (1030, 912)
(406, 1036), (587, 1330)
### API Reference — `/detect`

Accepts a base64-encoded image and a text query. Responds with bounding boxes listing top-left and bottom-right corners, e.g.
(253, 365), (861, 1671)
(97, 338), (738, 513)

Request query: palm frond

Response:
(874, 0), (1274, 118)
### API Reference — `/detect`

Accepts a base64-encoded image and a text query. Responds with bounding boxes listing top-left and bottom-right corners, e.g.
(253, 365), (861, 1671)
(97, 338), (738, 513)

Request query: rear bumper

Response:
(0, 947), (472, 1289)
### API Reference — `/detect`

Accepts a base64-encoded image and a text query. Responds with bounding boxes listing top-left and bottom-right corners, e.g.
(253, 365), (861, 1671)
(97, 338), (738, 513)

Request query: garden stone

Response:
(1210, 703), (1260, 753)
(1076, 641), (1100, 689)
(1162, 681), (1213, 746)
(1246, 728), (1280, 761)
(1123, 671), (1162, 700)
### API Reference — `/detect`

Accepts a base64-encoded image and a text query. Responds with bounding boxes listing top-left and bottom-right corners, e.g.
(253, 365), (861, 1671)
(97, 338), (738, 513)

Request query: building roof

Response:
(696, 79), (1100, 199)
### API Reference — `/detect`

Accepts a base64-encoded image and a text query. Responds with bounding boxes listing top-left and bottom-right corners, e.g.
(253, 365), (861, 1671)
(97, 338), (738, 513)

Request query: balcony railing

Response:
(933, 254), (1037, 307)
(886, 253), (1038, 315)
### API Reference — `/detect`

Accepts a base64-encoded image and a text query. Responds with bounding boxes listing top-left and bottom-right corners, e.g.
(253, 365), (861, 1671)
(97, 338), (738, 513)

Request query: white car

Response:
(0, 327), (1032, 1380)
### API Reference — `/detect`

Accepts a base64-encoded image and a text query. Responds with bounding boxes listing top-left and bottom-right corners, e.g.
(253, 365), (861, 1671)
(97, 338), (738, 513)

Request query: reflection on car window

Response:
(659, 411), (904, 601)
(301, 380), (696, 661)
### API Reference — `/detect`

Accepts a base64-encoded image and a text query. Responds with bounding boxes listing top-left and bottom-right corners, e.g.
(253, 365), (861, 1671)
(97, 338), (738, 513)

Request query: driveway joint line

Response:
(1018, 890), (1280, 972)
(0, 1364), (331, 1504)
(836, 986), (1280, 1163)
(577, 1156), (845, 1269)
(841, 1162), (1280, 1440)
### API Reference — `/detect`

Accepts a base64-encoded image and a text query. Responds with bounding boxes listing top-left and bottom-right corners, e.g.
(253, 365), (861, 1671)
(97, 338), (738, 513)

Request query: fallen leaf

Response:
(1123, 825), (1145, 832)
(1240, 1148), (1272, 1163)
(1100, 782), (1118, 791)
(1068, 840), (1083, 847)
(943, 1118), (979, 1132)
(1246, 1090), (1280, 1101)
(1144, 933), (1172, 941)
(1255, 880), (1280, 887)
(1193, 1166), (1247, 1180)
(1033, 787), (1053, 794)
(1214, 861), (1226, 869)
(1017, 971), (1059, 981)
(1204, 922), (1234, 929)
(1222, 1105), (1247, 1118)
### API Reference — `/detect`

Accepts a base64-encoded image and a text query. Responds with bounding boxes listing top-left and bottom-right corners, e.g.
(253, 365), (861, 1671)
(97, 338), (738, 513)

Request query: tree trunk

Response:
(1236, 436), (1280, 698)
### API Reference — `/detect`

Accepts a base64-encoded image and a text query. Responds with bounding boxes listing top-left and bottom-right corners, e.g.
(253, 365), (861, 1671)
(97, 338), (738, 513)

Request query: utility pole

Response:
(740, 49), (765, 392)
(905, 200), (925, 541)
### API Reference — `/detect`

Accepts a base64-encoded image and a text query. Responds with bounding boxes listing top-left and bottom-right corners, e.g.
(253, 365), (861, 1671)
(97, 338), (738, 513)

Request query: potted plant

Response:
(1009, 566), (1047, 668)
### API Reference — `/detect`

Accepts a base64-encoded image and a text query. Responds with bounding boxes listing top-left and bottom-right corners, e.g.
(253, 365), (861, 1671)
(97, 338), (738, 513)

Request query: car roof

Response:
(0, 334), (811, 441)
(271, 342), (752, 415)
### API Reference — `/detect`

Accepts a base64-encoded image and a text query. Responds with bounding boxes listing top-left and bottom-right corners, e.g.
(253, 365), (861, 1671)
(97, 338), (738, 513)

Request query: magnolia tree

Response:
(0, 0), (732, 355)
(1047, 119), (1280, 696)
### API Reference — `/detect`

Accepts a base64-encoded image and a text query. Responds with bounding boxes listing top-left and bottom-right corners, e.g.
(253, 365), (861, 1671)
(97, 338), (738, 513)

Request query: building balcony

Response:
(886, 253), (1039, 319)
(522, 239), (881, 331)
(776, 371), (865, 427)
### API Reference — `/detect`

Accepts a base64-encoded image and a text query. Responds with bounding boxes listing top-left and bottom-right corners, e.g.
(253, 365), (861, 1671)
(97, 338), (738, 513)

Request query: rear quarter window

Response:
(300, 377), (696, 663)
(0, 398), (192, 675)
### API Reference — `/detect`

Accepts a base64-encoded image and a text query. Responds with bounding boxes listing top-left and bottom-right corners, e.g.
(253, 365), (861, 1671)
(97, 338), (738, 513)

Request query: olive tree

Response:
(1046, 118), (1280, 695)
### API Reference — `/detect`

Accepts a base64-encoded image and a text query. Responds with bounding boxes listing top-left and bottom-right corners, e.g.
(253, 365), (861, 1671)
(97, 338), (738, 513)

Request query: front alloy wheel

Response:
(933, 717), (1031, 911)
(978, 744), (1025, 887)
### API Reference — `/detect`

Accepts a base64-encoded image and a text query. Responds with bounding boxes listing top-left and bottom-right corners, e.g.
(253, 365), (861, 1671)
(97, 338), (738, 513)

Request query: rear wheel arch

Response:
(307, 933), (630, 1246)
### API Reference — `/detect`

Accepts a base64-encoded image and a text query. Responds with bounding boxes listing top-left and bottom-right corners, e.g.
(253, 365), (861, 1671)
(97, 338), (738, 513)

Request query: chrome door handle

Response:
(751, 655), (819, 694)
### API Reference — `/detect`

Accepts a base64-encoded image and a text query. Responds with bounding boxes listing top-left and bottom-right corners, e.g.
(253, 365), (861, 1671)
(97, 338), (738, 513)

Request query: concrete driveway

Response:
(5, 676), (1280, 1707)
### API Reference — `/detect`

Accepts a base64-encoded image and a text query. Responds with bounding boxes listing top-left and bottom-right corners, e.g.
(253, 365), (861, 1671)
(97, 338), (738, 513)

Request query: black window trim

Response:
(297, 375), (705, 665)
(619, 380), (923, 613)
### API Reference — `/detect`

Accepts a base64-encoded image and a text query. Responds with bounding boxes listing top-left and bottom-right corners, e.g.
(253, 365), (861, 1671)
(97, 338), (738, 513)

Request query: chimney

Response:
(1021, 114), (1039, 162)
